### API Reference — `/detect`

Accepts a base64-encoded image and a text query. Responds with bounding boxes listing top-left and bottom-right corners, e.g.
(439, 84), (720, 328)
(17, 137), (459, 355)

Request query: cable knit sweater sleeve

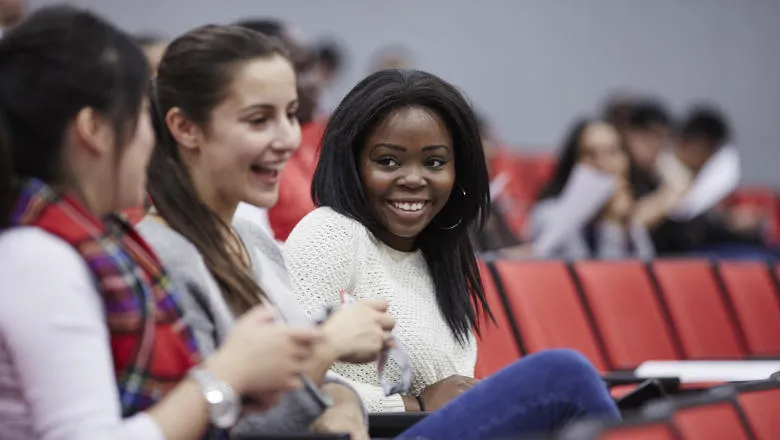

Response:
(284, 208), (407, 413)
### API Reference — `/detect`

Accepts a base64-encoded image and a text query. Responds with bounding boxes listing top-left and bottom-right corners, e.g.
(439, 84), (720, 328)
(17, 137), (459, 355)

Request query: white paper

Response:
(489, 172), (510, 200)
(635, 360), (780, 383)
(533, 165), (616, 257)
(668, 146), (741, 221)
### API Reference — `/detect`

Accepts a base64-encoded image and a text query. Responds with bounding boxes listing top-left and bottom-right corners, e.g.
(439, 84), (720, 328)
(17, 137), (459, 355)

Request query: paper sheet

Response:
(635, 360), (780, 383)
(533, 165), (616, 257)
(668, 146), (741, 221)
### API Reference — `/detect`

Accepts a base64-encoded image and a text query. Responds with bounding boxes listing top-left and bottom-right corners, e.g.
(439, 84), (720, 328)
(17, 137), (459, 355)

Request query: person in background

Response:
(649, 106), (766, 256)
(0, 0), (25, 35)
(134, 33), (168, 74)
(469, 113), (524, 254)
(601, 90), (640, 133)
(368, 44), (414, 72)
(314, 39), (344, 90)
(531, 118), (655, 260)
(623, 100), (674, 191)
(138, 24), (391, 440)
(285, 69), (621, 439)
(0, 7), (314, 440)
(625, 101), (693, 229)
(234, 18), (326, 241)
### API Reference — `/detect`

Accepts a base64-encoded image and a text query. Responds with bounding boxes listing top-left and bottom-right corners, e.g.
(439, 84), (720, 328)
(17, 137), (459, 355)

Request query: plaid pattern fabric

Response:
(12, 179), (226, 438)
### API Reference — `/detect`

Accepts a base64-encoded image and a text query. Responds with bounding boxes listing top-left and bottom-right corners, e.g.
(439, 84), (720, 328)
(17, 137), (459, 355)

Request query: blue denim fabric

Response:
(397, 349), (620, 440)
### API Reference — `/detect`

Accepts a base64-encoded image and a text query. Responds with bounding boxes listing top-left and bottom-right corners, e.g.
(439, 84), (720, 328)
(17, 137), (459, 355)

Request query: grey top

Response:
(137, 217), (357, 435)
(530, 199), (656, 260)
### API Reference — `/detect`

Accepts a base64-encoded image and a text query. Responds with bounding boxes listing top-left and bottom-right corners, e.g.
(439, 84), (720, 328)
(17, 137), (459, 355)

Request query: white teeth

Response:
(391, 202), (425, 212)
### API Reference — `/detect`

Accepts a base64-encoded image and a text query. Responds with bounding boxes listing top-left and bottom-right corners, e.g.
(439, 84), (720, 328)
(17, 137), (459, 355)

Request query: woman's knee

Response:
(534, 349), (599, 376)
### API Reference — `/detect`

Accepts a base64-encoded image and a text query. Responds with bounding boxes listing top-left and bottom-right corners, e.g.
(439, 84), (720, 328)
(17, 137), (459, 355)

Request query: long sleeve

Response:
(137, 220), (332, 433)
(0, 228), (164, 440)
(284, 209), (406, 413)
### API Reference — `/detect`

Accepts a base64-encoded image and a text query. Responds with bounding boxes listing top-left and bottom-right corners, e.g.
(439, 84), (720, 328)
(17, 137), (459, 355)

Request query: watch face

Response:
(208, 386), (240, 429)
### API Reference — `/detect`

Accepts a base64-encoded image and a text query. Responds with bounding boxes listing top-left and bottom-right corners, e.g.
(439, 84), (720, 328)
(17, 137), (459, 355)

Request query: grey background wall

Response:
(29, 0), (780, 185)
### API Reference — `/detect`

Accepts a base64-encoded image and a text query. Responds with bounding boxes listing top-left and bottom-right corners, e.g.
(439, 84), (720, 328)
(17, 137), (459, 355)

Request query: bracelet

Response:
(415, 395), (426, 412)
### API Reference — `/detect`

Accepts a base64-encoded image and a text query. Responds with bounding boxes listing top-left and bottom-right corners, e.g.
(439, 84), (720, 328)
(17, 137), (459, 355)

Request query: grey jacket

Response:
(137, 218), (361, 435)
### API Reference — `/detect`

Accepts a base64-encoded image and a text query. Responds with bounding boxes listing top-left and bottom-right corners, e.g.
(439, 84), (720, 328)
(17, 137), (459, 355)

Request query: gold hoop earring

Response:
(435, 185), (466, 230)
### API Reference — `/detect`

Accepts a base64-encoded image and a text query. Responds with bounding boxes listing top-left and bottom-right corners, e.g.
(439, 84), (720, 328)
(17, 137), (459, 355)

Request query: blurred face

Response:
(676, 138), (715, 174)
(625, 123), (670, 172)
(360, 106), (456, 251)
(115, 100), (154, 209)
(578, 122), (629, 178)
(281, 28), (321, 124)
(191, 55), (300, 213)
(142, 42), (167, 74)
(0, 0), (25, 27)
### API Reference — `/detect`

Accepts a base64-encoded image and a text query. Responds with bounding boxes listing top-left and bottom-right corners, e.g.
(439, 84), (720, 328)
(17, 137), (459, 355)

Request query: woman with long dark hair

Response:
(531, 118), (655, 259)
(0, 7), (315, 439)
(284, 69), (621, 439)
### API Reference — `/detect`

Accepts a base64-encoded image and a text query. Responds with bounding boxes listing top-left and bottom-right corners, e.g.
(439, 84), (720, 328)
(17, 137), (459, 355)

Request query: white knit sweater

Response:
(284, 207), (476, 413)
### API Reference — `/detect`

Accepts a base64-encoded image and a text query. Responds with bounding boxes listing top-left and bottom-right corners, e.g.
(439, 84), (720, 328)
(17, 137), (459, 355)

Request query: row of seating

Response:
(548, 379), (780, 440)
(474, 259), (780, 378)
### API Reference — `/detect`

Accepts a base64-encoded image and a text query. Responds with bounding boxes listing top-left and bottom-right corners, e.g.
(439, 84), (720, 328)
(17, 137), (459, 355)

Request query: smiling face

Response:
(359, 105), (456, 251)
(578, 122), (630, 178)
(184, 54), (301, 215)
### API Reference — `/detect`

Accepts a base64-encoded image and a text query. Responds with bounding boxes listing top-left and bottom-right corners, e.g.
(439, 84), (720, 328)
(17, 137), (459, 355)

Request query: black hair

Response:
(538, 118), (637, 201)
(601, 91), (640, 130)
(147, 24), (290, 316)
(312, 69), (492, 343)
(134, 33), (165, 48)
(316, 40), (344, 73)
(0, 5), (149, 227)
(233, 18), (285, 39)
(627, 100), (673, 131)
(679, 105), (731, 149)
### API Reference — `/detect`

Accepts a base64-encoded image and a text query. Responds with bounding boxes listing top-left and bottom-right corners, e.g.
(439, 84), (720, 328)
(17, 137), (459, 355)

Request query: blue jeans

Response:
(397, 349), (620, 440)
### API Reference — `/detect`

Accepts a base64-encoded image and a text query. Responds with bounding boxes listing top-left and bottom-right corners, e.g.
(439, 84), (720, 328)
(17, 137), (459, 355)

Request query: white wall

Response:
(29, 0), (780, 185)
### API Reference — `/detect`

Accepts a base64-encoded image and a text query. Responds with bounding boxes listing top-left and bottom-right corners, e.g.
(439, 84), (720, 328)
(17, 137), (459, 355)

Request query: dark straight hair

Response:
(147, 25), (289, 316)
(537, 118), (639, 201)
(0, 5), (149, 228)
(312, 69), (493, 344)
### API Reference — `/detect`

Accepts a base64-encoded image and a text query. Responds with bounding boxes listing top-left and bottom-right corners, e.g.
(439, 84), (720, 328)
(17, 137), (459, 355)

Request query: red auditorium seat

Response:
(491, 260), (609, 371)
(717, 262), (780, 357)
(573, 261), (680, 370)
(559, 418), (680, 440)
(651, 260), (746, 360)
(474, 261), (522, 378)
(600, 423), (680, 440)
(736, 381), (780, 440)
(672, 399), (752, 440)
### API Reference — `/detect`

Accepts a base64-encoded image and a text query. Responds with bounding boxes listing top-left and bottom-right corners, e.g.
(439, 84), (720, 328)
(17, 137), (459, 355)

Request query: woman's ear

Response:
(165, 107), (202, 152)
(73, 107), (113, 157)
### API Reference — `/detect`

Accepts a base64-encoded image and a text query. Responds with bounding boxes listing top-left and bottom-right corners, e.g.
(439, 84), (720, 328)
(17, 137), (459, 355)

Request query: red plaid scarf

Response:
(10, 179), (201, 416)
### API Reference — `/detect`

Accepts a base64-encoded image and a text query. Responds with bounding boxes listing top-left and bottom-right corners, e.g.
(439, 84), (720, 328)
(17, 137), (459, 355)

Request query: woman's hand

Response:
(321, 298), (395, 364)
(206, 306), (321, 402)
(417, 375), (480, 412)
(603, 178), (635, 223)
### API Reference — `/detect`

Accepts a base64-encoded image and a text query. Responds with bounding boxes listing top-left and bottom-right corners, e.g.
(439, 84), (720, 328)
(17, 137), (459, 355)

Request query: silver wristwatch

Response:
(188, 367), (242, 429)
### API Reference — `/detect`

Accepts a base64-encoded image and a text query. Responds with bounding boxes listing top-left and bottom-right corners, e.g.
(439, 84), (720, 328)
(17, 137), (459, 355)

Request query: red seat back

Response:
(474, 261), (521, 378)
(673, 401), (752, 440)
(600, 423), (679, 440)
(737, 383), (780, 440)
(493, 260), (608, 371)
(718, 262), (780, 356)
(652, 260), (746, 359)
(573, 261), (679, 369)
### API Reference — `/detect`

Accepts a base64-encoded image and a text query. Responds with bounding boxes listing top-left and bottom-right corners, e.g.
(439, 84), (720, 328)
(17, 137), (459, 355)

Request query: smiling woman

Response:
(284, 69), (621, 439)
